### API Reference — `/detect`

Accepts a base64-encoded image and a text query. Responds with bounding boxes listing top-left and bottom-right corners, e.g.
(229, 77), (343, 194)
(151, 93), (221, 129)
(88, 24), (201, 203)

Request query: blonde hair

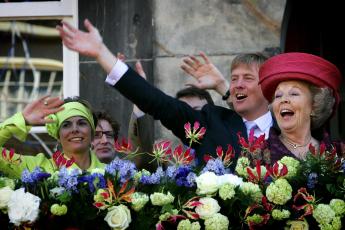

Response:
(310, 86), (335, 129)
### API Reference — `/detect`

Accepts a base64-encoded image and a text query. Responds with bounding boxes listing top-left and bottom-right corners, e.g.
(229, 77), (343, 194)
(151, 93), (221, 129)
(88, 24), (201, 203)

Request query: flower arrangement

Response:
(1, 124), (345, 230)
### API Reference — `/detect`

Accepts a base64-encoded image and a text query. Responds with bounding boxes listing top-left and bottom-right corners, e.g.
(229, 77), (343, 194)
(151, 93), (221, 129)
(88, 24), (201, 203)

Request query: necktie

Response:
(245, 121), (258, 138)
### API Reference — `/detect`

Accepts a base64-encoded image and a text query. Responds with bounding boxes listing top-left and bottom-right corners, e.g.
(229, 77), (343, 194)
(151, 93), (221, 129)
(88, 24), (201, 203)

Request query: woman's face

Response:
(272, 80), (313, 133)
(59, 116), (92, 155)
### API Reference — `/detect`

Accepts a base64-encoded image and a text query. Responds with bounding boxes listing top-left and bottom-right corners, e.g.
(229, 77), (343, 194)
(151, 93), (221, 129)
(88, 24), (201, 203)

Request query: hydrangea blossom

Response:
(201, 158), (228, 175)
(58, 167), (81, 192)
(140, 167), (165, 185)
(313, 204), (336, 225)
(271, 209), (290, 220)
(239, 182), (263, 203)
(219, 183), (236, 201)
(105, 157), (137, 184)
(131, 192), (149, 212)
(150, 192), (174, 206)
(235, 157), (250, 178)
(266, 178), (292, 205)
(330, 199), (345, 217)
(177, 219), (201, 230)
(204, 213), (229, 230)
(278, 156), (300, 179)
(319, 216), (342, 230)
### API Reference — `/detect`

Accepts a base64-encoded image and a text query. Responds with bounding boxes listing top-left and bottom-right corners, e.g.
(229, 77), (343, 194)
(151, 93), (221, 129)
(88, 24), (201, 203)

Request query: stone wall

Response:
(78, 0), (286, 145)
(152, 0), (286, 143)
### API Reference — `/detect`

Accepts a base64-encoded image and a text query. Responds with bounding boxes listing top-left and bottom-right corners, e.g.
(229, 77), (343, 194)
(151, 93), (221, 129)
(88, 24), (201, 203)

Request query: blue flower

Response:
(201, 158), (228, 175)
(78, 173), (106, 193)
(140, 167), (165, 184)
(186, 172), (196, 187)
(21, 167), (51, 184)
(166, 165), (177, 179)
(58, 167), (81, 192)
(307, 172), (318, 189)
(105, 157), (137, 184)
(175, 165), (193, 187)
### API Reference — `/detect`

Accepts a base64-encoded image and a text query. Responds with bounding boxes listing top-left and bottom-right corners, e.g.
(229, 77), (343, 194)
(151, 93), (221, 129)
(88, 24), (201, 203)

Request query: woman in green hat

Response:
(0, 96), (105, 178)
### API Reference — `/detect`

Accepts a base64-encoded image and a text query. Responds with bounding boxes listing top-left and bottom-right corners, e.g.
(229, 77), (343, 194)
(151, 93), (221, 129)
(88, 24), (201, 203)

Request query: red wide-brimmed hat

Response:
(259, 52), (342, 109)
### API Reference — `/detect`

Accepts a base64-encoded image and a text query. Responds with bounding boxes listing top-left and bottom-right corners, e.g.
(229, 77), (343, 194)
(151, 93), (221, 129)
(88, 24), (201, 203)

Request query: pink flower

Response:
(215, 145), (235, 168)
(171, 145), (194, 165)
(184, 121), (206, 146)
(1, 148), (21, 165)
(52, 151), (75, 169)
(114, 137), (133, 153)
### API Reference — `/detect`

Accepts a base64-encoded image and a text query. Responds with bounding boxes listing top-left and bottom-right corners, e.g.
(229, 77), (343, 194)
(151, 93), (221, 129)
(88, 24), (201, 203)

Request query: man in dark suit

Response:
(57, 19), (273, 167)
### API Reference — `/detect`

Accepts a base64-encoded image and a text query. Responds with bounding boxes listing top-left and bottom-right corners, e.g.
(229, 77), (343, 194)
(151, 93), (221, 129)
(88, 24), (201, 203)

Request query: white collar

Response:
(242, 111), (273, 132)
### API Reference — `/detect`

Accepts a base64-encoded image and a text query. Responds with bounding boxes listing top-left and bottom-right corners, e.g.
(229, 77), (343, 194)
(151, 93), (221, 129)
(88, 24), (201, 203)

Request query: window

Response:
(0, 0), (78, 155)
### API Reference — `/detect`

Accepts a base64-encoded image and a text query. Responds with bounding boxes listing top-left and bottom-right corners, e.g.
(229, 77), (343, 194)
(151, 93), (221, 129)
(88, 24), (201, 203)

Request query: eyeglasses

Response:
(94, 131), (115, 139)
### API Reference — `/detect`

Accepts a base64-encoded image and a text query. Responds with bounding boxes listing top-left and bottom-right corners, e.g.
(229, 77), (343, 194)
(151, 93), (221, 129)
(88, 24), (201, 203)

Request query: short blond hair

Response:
(310, 86), (335, 129)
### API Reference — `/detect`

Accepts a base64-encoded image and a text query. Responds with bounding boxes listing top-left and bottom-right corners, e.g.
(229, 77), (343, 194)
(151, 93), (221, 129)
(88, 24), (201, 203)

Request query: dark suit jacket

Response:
(114, 67), (248, 166)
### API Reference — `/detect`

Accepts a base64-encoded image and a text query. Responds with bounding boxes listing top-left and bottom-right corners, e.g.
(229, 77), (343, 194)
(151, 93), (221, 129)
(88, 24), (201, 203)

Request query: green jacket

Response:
(0, 112), (105, 178)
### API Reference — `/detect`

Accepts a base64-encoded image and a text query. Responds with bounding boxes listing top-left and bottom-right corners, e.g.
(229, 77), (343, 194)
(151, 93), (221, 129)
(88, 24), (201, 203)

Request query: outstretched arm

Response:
(181, 52), (230, 98)
(57, 19), (204, 148)
(57, 19), (116, 74)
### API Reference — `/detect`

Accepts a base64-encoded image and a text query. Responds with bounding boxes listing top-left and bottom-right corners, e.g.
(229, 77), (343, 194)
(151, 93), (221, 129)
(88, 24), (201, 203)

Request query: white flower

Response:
(150, 192), (174, 206)
(195, 172), (220, 195)
(7, 188), (41, 226)
(204, 213), (229, 230)
(195, 197), (221, 219)
(218, 174), (243, 187)
(0, 186), (14, 210)
(104, 204), (131, 230)
(131, 192), (149, 211)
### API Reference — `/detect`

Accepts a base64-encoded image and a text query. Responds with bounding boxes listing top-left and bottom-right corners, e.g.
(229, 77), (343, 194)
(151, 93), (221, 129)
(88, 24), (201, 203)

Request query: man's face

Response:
(179, 96), (208, 110)
(92, 119), (116, 163)
(230, 63), (269, 120)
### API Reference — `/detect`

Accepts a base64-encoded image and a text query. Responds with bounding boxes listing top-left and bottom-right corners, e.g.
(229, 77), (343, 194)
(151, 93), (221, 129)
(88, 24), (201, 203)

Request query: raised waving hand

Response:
(57, 19), (116, 74)
(181, 52), (229, 96)
(22, 96), (64, 125)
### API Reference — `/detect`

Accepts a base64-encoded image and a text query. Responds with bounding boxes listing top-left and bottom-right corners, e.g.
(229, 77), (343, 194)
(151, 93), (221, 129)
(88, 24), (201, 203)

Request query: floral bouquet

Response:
(1, 123), (345, 230)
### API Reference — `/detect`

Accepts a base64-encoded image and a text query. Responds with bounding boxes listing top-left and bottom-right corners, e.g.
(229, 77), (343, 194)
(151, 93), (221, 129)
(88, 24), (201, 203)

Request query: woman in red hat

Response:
(259, 52), (344, 162)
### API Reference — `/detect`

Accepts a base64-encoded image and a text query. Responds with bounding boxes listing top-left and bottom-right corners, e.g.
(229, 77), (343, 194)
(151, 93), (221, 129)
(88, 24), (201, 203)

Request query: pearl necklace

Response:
(280, 135), (312, 149)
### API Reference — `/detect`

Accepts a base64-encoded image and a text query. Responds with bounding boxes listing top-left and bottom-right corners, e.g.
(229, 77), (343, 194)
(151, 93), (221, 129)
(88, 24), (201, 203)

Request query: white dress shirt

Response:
(242, 111), (273, 140)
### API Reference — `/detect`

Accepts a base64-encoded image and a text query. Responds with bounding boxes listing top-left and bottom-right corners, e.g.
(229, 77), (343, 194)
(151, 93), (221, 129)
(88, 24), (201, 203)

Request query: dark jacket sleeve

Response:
(114, 67), (204, 145)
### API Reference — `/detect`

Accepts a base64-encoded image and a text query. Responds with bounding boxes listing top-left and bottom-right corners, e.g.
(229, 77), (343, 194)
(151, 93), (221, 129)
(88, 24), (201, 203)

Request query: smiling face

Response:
(92, 119), (116, 163)
(272, 80), (313, 133)
(230, 63), (269, 120)
(58, 116), (92, 155)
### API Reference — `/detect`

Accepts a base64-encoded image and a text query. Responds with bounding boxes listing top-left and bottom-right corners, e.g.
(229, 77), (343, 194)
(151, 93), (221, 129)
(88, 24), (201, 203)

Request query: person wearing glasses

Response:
(92, 111), (120, 164)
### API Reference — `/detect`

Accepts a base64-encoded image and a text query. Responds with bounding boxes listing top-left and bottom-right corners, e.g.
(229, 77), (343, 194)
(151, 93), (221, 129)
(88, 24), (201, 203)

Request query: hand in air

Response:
(22, 96), (64, 125)
(181, 52), (227, 91)
(57, 19), (103, 58)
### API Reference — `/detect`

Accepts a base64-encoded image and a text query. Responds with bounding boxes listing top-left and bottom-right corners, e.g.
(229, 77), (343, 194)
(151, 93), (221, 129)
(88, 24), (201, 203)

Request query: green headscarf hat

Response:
(45, 101), (95, 139)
